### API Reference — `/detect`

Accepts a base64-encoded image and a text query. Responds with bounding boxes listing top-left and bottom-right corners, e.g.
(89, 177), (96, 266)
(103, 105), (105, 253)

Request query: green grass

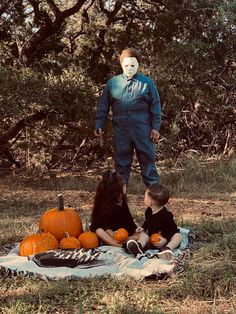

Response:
(161, 158), (236, 197)
(0, 158), (235, 313)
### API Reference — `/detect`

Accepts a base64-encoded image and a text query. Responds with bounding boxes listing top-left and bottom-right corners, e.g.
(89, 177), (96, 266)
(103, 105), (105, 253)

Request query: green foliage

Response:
(0, 64), (97, 170)
(0, 0), (235, 170)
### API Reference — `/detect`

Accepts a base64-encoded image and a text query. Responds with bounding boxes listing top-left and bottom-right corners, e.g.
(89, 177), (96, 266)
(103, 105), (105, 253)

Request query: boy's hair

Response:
(91, 170), (126, 226)
(147, 184), (169, 207)
(119, 47), (142, 64)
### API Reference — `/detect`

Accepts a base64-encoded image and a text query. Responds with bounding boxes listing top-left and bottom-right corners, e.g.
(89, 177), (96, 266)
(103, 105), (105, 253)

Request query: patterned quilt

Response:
(0, 227), (193, 281)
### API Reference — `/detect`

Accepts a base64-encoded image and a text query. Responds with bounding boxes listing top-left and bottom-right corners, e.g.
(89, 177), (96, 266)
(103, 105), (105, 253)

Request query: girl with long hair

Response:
(90, 170), (148, 251)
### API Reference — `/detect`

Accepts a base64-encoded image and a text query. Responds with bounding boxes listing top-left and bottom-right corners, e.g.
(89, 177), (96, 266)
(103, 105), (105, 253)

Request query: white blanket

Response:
(0, 227), (190, 280)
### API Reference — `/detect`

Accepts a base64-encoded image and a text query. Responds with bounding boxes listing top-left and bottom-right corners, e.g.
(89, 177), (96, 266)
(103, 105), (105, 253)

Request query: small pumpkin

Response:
(149, 233), (162, 245)
(114, 228), (129, 242)
(42, 232), (59, 250)
(39, 194), (83, 241)
(78, 231), (99, 249)
(19, 232), (59, 257)
(60, 232), (81, 249)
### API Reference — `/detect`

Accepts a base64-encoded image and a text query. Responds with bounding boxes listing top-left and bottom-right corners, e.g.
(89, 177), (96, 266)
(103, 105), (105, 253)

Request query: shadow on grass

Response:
(0, 198), (51, 217)
(34, 158), (236, 199)
(1, 172), (146, 194)
(1, 158), (235, 200)
(0, 276), (166, 313)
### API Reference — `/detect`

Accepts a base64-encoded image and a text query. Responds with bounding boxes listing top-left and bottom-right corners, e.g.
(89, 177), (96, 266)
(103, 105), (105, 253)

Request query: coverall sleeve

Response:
(95, 81), (111, 130)
(148, 80), (162, 131)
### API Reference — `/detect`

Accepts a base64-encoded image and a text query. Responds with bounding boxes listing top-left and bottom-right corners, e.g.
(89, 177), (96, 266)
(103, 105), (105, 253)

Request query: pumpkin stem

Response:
(58, 194), (64, 211)
(65, 232), (70, 238)
(85, 217), (90, 231)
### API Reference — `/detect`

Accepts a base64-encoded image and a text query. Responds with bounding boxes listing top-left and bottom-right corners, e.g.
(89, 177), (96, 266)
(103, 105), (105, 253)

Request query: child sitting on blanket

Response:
(90, 170), (148, 248)
(126, 184), (182, 260)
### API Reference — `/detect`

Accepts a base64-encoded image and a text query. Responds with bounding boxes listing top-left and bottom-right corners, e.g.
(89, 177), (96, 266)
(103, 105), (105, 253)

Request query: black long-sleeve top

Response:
(142, 206), (179, 242)
(90, 202), (137, 236)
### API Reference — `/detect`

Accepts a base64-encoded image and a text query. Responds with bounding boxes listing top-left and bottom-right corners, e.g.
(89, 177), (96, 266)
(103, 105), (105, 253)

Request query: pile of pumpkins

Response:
(19, 194), (99, 257)
(19, 194), (161, 257)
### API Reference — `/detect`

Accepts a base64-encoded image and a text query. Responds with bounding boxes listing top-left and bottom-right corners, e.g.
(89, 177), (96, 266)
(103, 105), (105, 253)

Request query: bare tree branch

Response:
(0, 110), (55, 146)
(142, 0), (171, 10)
(89, 0), (123, 71)
(68, 0), (95, 53)
(0, 110), (56, 168)
(45, 0), (61, 17)
(61, 0), (88, 19)
(98, 0), (122, 26)
(21, 0), (89, 64)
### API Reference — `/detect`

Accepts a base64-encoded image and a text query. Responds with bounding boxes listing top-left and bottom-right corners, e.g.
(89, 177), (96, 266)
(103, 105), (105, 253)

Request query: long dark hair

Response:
(91, 170), (127, 227)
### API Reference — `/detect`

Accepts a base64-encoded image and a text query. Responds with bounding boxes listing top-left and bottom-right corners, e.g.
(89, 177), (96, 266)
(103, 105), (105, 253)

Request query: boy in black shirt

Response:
(127, 184), (182, 260)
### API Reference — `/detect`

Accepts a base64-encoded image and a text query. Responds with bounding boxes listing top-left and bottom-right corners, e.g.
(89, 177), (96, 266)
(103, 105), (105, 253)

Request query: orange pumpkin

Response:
(114, 228), (129, 242)
(42, 232), (59, 250)
(78, 231), (99, 249)
(19, 232), (59, 257)
(60, 232), (81, 249)
(39, 194), (83, 241)
(149, 233), (162, 245)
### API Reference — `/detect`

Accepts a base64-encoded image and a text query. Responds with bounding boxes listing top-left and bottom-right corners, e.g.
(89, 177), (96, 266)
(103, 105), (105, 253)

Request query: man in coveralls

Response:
(94, 48), (161, 186)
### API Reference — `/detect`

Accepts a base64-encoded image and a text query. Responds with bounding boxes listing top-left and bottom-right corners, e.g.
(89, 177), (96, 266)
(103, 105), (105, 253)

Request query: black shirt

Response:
(142, 206), (178, 242)
(90, 202), (137, 236)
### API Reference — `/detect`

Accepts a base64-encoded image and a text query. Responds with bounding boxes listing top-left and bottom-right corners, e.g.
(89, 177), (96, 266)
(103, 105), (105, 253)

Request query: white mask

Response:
(121, 57), (139, 78)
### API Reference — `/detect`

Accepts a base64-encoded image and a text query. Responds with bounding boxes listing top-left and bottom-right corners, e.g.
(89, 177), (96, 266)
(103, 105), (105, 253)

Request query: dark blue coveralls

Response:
(95, 73), (161, 186)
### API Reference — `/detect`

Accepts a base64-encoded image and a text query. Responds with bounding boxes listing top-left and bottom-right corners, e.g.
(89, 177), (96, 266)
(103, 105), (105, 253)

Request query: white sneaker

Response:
(157, 248), (174, 261)
(126, 240), (143, 258)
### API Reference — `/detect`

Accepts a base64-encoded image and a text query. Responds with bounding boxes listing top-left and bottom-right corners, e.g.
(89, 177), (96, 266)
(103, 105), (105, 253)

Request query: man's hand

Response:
(94, 128), (104, 137)
(94, 128), (104, 146)
(150, 129), (160, 143)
